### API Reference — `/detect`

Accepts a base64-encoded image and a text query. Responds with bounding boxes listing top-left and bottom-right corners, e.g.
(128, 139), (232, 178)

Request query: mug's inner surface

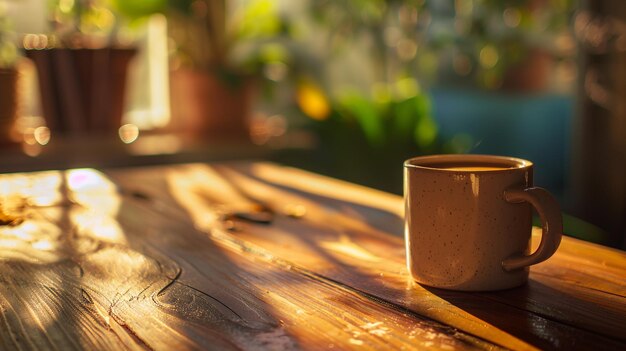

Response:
(405, 155), (530, 171)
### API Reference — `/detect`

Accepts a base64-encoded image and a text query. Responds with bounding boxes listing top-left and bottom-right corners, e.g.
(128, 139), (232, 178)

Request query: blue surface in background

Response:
(430, 88), (574, 201)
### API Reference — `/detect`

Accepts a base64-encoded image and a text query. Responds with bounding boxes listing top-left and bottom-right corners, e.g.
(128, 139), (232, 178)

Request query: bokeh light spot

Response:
(503, 8), (521, 28)
(119, 124), (139, 144)
(479, 45), (499, 69)
(297, 83), (331, 121)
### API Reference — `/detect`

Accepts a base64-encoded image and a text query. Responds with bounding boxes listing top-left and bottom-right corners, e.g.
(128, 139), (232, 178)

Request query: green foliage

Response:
(109, 0), (168, 19)
(336, 93), (384, 146)
(233, 0), (281, 40)
(332, 91), (437, 150)
(306, 90), (440, 194)
(297, 1), (440, 151)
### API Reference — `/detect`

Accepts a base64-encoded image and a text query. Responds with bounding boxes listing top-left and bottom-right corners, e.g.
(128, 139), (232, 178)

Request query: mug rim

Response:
(404, 154), (533, 173)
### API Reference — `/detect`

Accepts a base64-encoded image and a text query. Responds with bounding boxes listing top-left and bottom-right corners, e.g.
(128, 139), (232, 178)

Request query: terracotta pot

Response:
(502, 49), (553, 92)
(169, 68), (252, 140)
(0, 68), (18, 145)
(26, 47), (136, 135)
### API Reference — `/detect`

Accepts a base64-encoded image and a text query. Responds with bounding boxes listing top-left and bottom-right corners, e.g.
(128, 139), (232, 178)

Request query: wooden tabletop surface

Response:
(0, 162), (624, 350)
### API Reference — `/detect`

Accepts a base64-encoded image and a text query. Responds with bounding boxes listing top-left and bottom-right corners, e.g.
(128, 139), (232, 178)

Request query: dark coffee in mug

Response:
(417, 161), (515, 172)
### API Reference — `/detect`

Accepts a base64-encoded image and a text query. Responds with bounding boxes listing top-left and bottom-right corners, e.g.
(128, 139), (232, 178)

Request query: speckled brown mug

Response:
(404, 154), (562, 291)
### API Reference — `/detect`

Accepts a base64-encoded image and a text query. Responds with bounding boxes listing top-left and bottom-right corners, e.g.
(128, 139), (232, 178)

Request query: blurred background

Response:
(0, 0), (624, 248)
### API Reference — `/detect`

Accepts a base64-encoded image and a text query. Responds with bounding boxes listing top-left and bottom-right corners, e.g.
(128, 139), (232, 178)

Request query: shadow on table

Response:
(205, 163), (625, 350)
(422, 278), (626, 350)
(221, 162), (405, 237)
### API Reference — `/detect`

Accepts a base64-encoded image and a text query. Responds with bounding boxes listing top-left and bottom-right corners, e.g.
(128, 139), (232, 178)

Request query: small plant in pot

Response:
(25, 0), (136, 136)
(418, 0), (575, 92)
(113, 0), (286, 141)
(0, 10), (19, 146)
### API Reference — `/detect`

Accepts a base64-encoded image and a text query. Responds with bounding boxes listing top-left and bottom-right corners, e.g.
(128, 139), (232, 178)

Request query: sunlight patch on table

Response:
(320, 234), (382, 263)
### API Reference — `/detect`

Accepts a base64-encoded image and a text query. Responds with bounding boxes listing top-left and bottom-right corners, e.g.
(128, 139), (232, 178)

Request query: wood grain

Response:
(0, 168), (498, 350)
(105, 162), (626, 350)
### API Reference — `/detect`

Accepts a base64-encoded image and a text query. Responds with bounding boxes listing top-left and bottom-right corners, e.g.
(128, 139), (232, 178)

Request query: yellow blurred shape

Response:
(479, 45), (499, 69)
(58, 0), (75, 13)
(297, 82), (330, 121)
(395, 77), (420, 99)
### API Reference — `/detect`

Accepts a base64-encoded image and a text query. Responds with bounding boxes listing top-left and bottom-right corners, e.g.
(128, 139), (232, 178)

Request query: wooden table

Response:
(0, 162), (624, 350)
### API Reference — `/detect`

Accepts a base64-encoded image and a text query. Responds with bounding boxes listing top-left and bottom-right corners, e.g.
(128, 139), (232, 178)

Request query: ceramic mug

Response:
(404, 154), (562, 291)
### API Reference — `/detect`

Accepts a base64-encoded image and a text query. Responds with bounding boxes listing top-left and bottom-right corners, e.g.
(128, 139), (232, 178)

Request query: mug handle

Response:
(502, 187), (563, 271)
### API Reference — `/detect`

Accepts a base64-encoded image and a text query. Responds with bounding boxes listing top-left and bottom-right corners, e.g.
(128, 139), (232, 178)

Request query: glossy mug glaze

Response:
(404, 155), (562, 291)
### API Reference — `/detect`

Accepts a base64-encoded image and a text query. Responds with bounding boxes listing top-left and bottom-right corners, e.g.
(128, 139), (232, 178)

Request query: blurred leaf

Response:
(371, 82), (391, 104)
(394, 77), (420, 99)
(110, 0), (167, 19)
(259, 43), (289, 63)
(413, 96), (437, 148)
(415, 116), (437, 148)
(337, 92), (384, 146)
(391, 97), (418, 139)
(235, 0), (280, 39)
